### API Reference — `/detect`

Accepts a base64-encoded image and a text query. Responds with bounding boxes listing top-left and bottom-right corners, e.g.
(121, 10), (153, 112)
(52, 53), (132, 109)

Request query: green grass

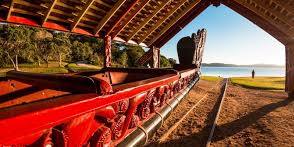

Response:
(66, 63), (100, 72)
(0, 62), (101, 76)
(201, 76), (222, 82)
(230, 77), (285, 90)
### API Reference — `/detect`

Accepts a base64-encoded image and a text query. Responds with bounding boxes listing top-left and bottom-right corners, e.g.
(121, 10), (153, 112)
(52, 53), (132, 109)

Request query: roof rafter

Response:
(233, 0), (290, 37)
(42, 0), (58, 26)
(111, 0), (150, 38)
(272, 0), (294, 14)
(14, 0), (42, 9)
(246, 0), (292, 28)
(147, 0), (201, 46)
(126, 0), (171, 42)
(70, 0), (96, 31)
(223, 0), (289, 44)
(56, 1), (77, 10)
(153, 0), (210, 48)
(94, 0), (127, 36)
(6, 0), (15, 20)
(105, 0), (140, 36)
(138, 0), (188, 44)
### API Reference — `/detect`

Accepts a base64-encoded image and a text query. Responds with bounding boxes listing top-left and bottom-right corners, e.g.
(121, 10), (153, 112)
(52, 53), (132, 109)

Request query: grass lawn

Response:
(201, 76), (222, 82)
(230, 77), (285, 90)
(0, 62), (101, 77)
(66, 63), (100, 72)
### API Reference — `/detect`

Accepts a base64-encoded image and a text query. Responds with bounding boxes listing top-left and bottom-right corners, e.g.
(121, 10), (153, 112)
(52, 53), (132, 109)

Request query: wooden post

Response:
(286, 42), (294, 98)
(152, 46), (160, 68)
(104, 36), (111, 68)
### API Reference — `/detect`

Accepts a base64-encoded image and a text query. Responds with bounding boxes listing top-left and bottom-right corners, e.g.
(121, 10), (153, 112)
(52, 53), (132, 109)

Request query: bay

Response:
(201, 66), (285, 78)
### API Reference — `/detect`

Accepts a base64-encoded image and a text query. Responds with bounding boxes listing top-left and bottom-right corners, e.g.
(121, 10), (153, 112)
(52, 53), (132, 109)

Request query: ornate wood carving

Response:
(152, 46), (160, 68)
(104, 36), (112, 67)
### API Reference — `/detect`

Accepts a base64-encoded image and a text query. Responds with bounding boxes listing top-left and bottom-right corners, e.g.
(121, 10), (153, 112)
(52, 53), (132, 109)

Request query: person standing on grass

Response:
(252, 69), (255, 79)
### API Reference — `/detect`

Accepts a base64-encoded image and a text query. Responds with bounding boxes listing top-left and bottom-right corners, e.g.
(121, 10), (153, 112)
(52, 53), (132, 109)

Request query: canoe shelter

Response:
(0, 0), (293, 94)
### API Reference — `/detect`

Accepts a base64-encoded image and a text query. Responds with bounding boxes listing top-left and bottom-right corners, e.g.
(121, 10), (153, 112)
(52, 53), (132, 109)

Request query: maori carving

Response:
(138, 89), (156, 119)
(89, 127), (112, 146)
(0, 66), (199, 146)
(129, 115), (140, 129)
(112, 99), (129, 114)
(177, 29), (207, 67)
(152, 46), (160, 68)
(104, 36), (112, 67)
(111, 115), (126, 140)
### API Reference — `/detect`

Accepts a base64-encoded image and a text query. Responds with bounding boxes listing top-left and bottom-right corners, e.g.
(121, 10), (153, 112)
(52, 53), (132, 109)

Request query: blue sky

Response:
(160, 5), (285, 65)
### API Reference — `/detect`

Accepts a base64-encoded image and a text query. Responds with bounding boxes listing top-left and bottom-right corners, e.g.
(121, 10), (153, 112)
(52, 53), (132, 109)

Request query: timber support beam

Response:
(286, 41), (294, 98)
(104, 36), (112, 68)
(152, 47), (160, 68)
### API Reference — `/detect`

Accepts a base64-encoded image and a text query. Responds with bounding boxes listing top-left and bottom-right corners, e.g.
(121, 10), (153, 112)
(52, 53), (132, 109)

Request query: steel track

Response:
(158, 79), (226, 143)
(206, 78), (228, 147)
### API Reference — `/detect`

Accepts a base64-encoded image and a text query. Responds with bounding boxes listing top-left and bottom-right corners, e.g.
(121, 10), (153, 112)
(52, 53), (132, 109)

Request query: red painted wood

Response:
(72, 28), (93, 36)
(8, 16), (39, 26)
(0, 72), (180, 144)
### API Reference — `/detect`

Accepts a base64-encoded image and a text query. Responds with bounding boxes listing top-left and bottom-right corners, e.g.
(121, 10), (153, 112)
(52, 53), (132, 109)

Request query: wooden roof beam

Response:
(56, 1), (78, 10)
(126, 0), (171, 42)
(42, 0), (57, 26)
(138, 0), (188, 44)
(94, 0), (127, 36)
(71, 0), (96, 31)
(13, 8), (43, 17)
(271, 0), (294, 14)
(95, 1), (112, 8)
(51, 9), (73, 17)
(147, 0), (201, 46)
(14, 0), (44, 9)
(90, 4), (107, 13)
(6, 0), (15, 20)
(152, 0), (210, 48)
(233, 0), (290, 36)
(111, 0), (150, 38)
(105, 0), (140, 36)
(223, 0), (289, 44)
(247, 0), (293, 27)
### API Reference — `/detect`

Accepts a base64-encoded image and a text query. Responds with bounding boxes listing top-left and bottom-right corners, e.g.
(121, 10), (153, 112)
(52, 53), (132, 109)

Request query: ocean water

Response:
(201, 66), (285, 78)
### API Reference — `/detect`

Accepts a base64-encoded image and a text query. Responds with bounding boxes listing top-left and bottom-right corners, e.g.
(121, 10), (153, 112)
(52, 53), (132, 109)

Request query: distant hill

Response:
(202, 63), (284, 68)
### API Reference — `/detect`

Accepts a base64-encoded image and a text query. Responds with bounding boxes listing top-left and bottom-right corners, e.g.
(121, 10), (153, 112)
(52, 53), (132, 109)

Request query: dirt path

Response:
(147, 79), (224, 146)
(211, 82), (294, 147)
(146, 79), (294, 147)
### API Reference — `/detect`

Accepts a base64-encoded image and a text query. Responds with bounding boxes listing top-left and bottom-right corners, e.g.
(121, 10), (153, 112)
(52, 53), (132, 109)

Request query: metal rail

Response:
(117, 77), (200, 147)
(159, 79), (223, 143)
(206, 78), (228, 147)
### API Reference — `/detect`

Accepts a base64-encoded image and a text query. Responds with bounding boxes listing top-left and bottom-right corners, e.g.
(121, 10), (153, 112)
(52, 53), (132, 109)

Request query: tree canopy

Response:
(0, 24), (176, 68)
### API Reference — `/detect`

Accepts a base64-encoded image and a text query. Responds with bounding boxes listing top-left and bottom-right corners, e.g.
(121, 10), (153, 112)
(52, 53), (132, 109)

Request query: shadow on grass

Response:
(148, 97), (293, 147)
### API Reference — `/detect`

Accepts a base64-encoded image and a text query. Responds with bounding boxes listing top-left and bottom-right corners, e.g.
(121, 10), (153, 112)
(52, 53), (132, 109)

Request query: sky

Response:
(160, 5), (285, 65)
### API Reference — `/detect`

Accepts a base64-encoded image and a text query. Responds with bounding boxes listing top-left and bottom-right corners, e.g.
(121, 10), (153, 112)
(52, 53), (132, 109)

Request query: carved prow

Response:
(177, 29), (207, 67)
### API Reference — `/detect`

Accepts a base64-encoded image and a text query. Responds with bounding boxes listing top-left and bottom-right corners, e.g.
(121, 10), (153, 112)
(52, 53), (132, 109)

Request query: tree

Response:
(52, 33), (71, 67)
(70, 41), (93, 63)
(0, 40), (8, 67)
(39, 38), (54, 67)
(160, 55), (171, 67)
(31, 29), (53, 67)
(126, 45), (145, 67)
(0, 25), (33, 70)
(117, 50), (128, 67)
(168, 58), (177, 66)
